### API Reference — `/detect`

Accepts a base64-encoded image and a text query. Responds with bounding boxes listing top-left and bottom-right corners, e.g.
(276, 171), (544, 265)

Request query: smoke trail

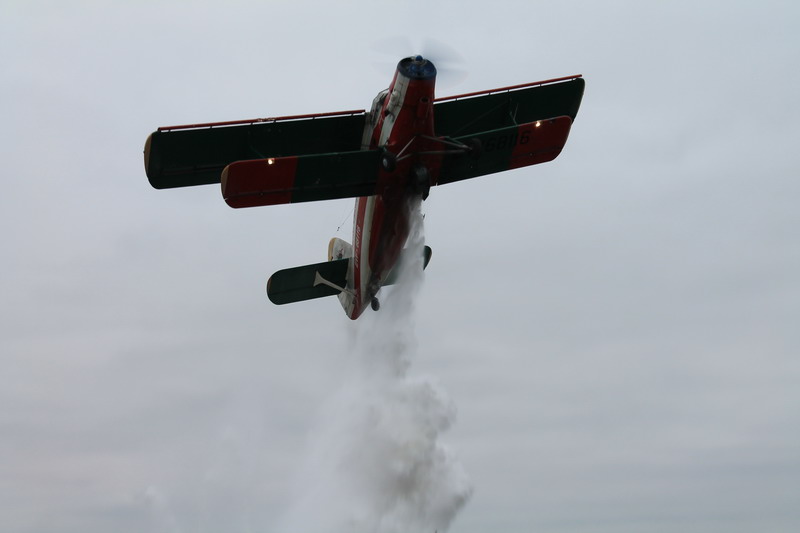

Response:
(280, 200), (472, 533)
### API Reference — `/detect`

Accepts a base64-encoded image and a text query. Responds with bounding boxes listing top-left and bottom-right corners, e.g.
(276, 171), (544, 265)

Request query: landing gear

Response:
(411, 164), (431, 200)
(368, 276), (381, 312)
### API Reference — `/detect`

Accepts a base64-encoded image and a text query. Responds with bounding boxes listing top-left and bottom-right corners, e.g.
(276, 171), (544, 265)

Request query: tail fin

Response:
(328, 237), (353, 261)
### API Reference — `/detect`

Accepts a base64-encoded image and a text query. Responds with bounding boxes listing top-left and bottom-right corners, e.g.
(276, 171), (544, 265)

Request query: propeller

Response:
(371, 37), (468, 88)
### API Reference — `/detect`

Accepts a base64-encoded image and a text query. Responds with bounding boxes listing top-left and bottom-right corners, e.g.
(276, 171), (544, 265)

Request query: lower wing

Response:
(436, 116), (575, 186)
(221, 150), (381, 208)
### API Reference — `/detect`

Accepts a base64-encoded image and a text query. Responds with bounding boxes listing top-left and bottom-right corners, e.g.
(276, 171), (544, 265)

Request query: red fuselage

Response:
(340, 57), (440, 319)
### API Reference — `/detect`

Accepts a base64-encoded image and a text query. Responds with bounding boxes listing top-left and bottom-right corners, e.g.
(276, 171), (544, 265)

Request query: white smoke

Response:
(280, 200), (472, 533)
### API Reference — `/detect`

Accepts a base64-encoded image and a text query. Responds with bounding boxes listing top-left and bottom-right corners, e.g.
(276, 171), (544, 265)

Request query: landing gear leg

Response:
(412, 164), (431, 200)
(368, 276), (381, 312)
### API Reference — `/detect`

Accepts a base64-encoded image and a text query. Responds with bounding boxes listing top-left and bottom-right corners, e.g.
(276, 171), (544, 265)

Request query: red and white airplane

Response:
(144, 57), (584, 319)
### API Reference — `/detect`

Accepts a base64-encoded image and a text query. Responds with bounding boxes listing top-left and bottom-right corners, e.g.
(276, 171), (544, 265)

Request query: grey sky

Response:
(2, 1), (799, 532)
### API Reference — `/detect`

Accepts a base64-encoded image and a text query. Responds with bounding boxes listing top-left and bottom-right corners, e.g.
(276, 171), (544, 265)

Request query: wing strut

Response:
(313, 271), (353, 295)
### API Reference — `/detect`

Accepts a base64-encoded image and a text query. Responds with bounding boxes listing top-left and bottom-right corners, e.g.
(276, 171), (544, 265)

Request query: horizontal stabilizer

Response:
(267, 246), (432, 306)
(222, 150), (382, 208)
(267, 258), (349, 305)
(436, 116), (574, 186)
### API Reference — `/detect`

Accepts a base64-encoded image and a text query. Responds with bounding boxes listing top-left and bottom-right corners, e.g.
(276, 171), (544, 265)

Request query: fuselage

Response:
(339, 56), (440, 319)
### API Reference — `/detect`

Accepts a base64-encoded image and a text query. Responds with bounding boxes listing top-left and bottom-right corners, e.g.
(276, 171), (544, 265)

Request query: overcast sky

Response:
(2, 1), (799, 532)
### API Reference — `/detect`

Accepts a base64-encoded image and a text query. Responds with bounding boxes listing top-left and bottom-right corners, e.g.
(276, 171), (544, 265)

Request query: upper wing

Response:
(144, 111), (366, 190)
(434, 76), (584, 138)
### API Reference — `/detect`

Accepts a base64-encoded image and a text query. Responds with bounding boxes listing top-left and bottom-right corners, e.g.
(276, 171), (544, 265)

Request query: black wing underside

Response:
(434, 77), (584, 138)
(145, 113), (366, 189)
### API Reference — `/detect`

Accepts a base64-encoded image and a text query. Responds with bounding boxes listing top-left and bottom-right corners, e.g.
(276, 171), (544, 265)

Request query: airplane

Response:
(144, 56), (584, 320)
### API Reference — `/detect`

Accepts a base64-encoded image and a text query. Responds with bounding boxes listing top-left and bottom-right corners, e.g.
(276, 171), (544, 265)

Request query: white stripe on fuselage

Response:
(341, 70), (413, 318)
(356, 195), (375, 304)
(378, 74), (410, 146)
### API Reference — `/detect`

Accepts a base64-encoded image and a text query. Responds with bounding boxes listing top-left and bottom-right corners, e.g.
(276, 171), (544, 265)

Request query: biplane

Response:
(144, 56), (584, 319)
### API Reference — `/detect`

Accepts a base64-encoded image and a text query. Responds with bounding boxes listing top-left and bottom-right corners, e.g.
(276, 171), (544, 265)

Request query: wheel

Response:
(371, 297), (380, 311)
(381, 152), (397, 172)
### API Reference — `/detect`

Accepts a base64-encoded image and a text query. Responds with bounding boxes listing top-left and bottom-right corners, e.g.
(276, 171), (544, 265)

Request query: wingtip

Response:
(143, 132), (154, 178)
